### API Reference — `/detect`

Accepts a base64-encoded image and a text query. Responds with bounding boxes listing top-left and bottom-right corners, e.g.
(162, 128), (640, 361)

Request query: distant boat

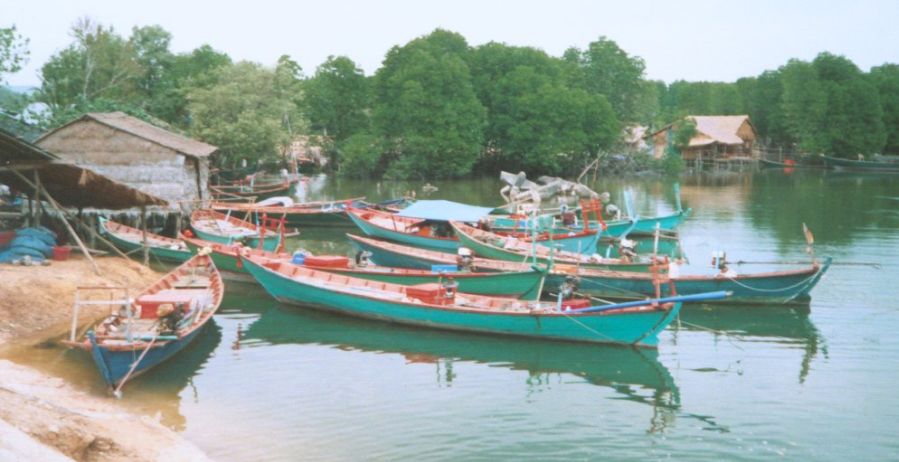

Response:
(820, 154), (899, 173)
(347, 201), (601, 254)
(99, 217), (192, 263)
(210, 175), (299, 200)
(211, 196), (367, 227)
(241, 253), (728, 346)
(547, 257), (832, 305)
(181, 236), (546, 300)
(450, 221), (654, 272)
(62, 254), (223, 392)
(189, 209), (295, 251)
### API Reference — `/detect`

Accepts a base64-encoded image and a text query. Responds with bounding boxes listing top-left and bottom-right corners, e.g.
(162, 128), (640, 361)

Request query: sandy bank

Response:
(0, 255), (161, 345)
(0, 255), (211, 461)
(0, 360), (209, 461)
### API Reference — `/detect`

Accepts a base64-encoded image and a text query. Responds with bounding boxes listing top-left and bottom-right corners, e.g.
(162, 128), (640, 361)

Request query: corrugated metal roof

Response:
(38, 112), (218, 158)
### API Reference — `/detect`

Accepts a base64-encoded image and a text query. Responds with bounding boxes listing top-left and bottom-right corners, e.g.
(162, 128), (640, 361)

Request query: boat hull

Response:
(100, 219), (192, 263)
(821, 155), (899, 173)
(190, 227), (281, 252)
(347, 209), (460, 252)
(88, 325), (209, 387)
(492, 209), (691, 238)
(242, 257), (681, 347)
(547, 257), (832, 305)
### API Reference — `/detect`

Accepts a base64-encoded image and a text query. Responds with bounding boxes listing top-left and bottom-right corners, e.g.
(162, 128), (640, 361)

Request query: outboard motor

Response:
(456, 247), (474, 271)
(441, 277), (459, 300)
(559, 275), (581, 299)
(618, 239), (637, 261)
(355, 250), (373, 267)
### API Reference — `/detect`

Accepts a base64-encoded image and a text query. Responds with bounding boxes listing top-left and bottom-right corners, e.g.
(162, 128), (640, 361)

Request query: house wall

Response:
(36, 120), (207, 207)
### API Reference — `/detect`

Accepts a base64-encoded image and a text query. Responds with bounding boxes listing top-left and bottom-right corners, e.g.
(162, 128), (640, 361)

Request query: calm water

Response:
(9, 170), (899, 461)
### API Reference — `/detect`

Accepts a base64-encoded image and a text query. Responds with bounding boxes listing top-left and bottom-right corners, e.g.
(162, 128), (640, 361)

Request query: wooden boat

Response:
(62, 254), (223, 392)
(182, 236), (545, 300)
(210, 175), (298, 200)
(211, 197), (366, 227)
(451, 221), (654, 272)
(99, 217), (192, 263)
(547, 257), (833, 305)
(242, 253), (728, 346)
(490, 206), (691, 238)
(820, 154), (899, 173)
(349, 234), (538, 272)
(347, 206), (601, 254)
(189, 209), (294, 251)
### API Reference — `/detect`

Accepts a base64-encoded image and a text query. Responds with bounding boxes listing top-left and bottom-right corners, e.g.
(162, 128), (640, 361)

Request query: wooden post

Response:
(140, 206), (149, 266)
(10, 169), (101, 275)
(33, 169), (42, 226)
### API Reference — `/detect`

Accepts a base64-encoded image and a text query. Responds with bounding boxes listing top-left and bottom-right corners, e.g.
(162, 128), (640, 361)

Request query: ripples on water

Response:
(7, 170), (899, 461)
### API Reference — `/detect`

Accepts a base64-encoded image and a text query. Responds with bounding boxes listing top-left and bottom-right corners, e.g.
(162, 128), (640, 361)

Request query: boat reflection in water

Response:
(677, 304), (824, 383)
(233, 290), (682, 432)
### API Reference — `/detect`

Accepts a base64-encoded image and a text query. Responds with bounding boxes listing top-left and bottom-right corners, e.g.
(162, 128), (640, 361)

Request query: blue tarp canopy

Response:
(396, 200), (494, 222)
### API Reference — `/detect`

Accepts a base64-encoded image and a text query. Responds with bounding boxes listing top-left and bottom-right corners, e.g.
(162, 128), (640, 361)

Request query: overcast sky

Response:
(4, 0), (899, 87)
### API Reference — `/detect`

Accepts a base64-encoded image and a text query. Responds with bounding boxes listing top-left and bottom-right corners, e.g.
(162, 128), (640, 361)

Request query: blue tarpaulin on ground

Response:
(396, 200), (494, 222)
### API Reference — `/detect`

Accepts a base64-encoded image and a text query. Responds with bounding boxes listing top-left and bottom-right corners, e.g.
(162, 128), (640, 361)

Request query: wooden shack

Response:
(650, 115), (756, 162)
(35, 112), (217, 207)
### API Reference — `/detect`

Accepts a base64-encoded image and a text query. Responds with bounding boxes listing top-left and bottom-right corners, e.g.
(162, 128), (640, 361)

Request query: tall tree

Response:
(370, 29), (486, 179)
(38, 18), (142, 113)
(186, 61), (300, 166)
(566, 37), (649, 123)
(870, 64), (899, 154)
(305, 55), (369, 141)
(0, 25), (29, 82)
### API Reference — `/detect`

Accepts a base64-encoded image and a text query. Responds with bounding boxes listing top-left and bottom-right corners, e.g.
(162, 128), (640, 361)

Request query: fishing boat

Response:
(347, 201), (600, 254)
(450, 221), (654, 272)
(242, 253), (728, 346)
(182, 236), (546, 300)
(349, 234), (533, 272)
(820, 154), (899, 173)
(62, 253), (223, 393)
(211, 196), (367, 227)
(189, 209), (294, 251)
(99, 217), (192, 263)
(210, 174), (299, 200)
(547, 257), (832, 305)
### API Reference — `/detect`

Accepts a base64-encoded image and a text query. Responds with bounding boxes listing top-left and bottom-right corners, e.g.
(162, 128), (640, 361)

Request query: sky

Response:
(4, 0), (899, 87)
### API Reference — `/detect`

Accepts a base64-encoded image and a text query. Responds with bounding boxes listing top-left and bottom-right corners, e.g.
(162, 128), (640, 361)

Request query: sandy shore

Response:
(0, 256), (211, 461)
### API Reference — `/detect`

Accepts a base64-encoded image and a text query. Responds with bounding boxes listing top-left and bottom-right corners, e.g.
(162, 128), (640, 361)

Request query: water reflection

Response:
(2, 321), (222, 431)
(229, 290), (681, 432)
(677, 304), (825, 384)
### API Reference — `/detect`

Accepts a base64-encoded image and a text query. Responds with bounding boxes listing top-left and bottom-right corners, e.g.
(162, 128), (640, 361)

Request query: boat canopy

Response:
(396, 200), (494, 222)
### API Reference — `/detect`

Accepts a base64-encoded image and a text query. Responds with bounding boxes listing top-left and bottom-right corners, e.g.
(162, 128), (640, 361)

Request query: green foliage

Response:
(338, 131), (386, 178)
(372, 29), (486, 179)
(186, 61), (302, 166)
(565, 37), (649, 123)
(673, 119), (696, 151)
(658, 151), (685, 176)
(870, 64), (899, 154)
(38, 18), (142, 113)
(305, 55), (370, 154)
(0, 25), (29, 81)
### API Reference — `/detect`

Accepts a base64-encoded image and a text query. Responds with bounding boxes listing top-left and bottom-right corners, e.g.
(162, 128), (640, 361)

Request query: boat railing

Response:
(69, 286), (133, 343)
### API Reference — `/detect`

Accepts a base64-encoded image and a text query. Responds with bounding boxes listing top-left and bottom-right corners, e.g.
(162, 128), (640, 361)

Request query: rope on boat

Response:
(675, 318), (745, 351)
(723, 271), (820, 294)
(559, 311), (617, 342)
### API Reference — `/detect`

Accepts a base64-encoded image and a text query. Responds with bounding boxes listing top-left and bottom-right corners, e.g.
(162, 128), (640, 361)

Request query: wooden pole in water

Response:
(140, 206), (149, 266)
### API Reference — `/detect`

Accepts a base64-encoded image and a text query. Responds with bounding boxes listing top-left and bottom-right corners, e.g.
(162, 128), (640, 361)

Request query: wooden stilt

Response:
(141, 206), (149, 266)
(10, 169), (101, 275)
(32, 170), (42, 226)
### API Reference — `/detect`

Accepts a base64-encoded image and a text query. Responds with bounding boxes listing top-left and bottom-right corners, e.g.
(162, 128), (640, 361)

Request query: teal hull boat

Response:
(99, 217), (192, 263)
(242, 255), (689, 347)
(820, 154), (899, 173)
(185, 237), (545, 300)
(547, 257), (832, 305)
(491, 208), (691, 238)
(190, 209), (286, 252)
(348, 234), (534, 273)
(451, 221), (654, 272)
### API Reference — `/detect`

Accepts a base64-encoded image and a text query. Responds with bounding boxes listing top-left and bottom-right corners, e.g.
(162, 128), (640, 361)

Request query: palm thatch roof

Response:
(37, 112), (218, 159)
(0, 128), (168, 209)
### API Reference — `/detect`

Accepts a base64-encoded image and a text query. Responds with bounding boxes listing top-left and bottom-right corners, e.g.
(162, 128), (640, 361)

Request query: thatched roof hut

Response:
(36, 112), (218, 207)
(649, 115), (756, 161)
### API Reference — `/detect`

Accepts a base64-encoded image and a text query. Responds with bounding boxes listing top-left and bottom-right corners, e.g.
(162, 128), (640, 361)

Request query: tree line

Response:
(2, 20), (898, 180)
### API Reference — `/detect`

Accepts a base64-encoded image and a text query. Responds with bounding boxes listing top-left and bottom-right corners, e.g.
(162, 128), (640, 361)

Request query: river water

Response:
(9, 169), (899, 461)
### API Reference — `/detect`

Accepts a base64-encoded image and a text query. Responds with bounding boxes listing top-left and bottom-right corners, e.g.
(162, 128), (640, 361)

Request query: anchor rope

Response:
(723, 270), (820, 293)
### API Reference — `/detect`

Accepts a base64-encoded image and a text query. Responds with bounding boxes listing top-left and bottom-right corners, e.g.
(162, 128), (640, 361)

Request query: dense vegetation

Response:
(2, 20), (898, 179)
